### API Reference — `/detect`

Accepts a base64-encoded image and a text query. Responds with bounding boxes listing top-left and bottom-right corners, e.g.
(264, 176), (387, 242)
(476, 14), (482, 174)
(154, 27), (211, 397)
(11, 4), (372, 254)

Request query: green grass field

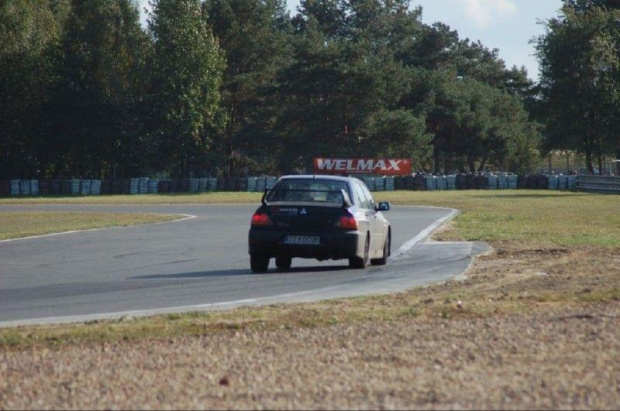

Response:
(0, 192), (262, 205)
(2, 190), (617, 247)
(0, 212), (180, 241)
(375, 191), (620, 248)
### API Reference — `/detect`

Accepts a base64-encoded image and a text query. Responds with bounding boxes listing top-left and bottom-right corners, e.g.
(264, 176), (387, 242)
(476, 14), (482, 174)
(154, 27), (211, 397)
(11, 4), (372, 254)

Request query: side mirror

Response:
(376, 202), (390, 212)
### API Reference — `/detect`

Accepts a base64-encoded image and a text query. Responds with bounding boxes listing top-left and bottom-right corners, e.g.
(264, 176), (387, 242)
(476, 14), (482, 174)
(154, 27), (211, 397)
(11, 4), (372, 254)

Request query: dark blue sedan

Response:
(248, 175), (391, 273)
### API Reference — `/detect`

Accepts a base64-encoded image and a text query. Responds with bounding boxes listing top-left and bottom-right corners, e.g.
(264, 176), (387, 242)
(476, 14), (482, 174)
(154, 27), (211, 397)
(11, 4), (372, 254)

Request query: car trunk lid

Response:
(267, 203), (344, 230)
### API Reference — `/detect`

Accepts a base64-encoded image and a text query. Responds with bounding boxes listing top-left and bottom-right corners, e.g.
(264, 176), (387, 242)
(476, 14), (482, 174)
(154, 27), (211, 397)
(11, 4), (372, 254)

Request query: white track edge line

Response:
(392, 208), (459, 258)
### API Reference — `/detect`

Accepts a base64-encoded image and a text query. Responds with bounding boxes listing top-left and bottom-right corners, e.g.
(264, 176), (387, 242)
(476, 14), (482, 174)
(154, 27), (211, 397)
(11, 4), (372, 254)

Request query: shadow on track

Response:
(132, 264), (351, 280)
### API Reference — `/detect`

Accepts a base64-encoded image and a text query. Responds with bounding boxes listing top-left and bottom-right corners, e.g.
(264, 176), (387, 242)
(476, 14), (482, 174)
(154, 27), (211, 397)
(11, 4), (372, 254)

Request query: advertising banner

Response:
(313, 158), (412, 176)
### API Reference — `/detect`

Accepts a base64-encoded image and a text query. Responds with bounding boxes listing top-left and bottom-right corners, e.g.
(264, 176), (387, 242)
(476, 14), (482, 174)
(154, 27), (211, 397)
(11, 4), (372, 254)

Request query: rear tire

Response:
(275, 256), (292, 271)
(250, 254), (269, 273)
(349, 235), (370, 269)
(371, 232), (390, 266)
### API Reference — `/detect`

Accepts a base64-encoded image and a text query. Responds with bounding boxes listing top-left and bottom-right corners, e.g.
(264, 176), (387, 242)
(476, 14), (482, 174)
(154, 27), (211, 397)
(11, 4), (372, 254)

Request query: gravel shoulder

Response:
(1, 302), (618, 409)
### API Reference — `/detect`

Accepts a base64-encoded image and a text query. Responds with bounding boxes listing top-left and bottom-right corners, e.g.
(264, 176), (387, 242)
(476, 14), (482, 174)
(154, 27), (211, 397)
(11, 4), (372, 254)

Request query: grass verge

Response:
(0, 212), (180, 241)
(0, 190), (618, 349)
(0, 192), (262, 205)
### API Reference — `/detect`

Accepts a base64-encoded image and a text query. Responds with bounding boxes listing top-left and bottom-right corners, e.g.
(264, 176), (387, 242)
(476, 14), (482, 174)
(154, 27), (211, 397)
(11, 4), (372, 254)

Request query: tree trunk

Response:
(585, 152), (593, 174)
(585, 143), (594, 174)
(478, 155), (487, 172)
(467, 157), (475, 173)
(616, 150), (620, 175)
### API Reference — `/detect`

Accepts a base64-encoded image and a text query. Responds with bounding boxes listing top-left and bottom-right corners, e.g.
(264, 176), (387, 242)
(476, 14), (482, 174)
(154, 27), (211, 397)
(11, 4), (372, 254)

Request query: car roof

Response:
(278, 175), (355, 183)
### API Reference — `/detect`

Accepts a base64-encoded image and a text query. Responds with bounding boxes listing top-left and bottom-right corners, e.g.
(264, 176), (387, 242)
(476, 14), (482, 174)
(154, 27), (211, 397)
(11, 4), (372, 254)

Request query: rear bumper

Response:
(249, 229), (362, 260)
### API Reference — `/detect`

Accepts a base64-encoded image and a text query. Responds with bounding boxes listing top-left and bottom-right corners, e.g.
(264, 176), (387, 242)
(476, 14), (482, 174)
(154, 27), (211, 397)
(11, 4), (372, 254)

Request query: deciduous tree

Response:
(149, 0), (225, 177)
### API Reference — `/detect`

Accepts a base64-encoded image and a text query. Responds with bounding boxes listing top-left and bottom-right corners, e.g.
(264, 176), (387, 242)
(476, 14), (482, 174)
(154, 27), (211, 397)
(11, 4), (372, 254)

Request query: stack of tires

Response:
(487, 175), (498, 190)
(413, 174), (427, 190)
(446, 175), (457, 190)
(456, 174), (467, 190)
(425, 175), (436, 191)
(436, 175), (447, 190)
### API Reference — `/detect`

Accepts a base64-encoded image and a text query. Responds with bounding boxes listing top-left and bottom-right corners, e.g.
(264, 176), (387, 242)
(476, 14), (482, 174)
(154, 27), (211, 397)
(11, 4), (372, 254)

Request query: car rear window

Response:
(266, 179), (350, 203)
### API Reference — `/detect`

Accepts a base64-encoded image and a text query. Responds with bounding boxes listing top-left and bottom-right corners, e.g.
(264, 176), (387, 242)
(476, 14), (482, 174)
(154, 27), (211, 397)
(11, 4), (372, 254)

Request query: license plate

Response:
(283, 235), (320, 245)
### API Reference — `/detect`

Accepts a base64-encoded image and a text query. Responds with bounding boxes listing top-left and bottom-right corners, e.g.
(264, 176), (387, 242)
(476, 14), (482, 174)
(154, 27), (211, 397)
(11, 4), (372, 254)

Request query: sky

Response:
(410, 0), (563, 81)
(139, 0), (564, 81)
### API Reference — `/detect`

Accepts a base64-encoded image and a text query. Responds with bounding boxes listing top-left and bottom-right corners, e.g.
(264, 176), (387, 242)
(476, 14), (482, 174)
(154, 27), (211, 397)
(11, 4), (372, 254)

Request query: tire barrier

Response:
(129, 178), (139, 195)
(526, 175), (537, 189)
(91, 179), (101, 195)
(216, 176), (226, 191)
(487, 175), (498, 190)
(51, 179), (61, 195)
(247, 177), (258, 192)
(568, 175), (577, 190)
(403, 175), (414, 190)
(1, 174), (614, 196)
(148, 179), (159, 194)
(224, 177), (236, 191)
(80, 179), (91, 195)
(39, 179), (50, 195)
(474, 175), (488, 190)
(536, 175), (549, 190)
(0, 180), (9, 196)
(109, 179), (120, 194)
(497, 175), (507, 189)
(394, 176), (405, 190)
(255, 177), (267, 192)
(508, 175), (518, 189)
(10, 180), (20, 195)
(425, 175), (436, 191)
(436, 175), (447, 190)
(375, 177), (385, 192)
(466, 174), (476, 189)
(20, 180), (31, 196)
(548, 175), (559, 190)
(414, 174), (427, 190)
(139, 177), (149, 194)
(189, 178), (200, 193)
(456, 174), (467, 190)
(100, 180), (110, 195)
(446, 175), (456, 190)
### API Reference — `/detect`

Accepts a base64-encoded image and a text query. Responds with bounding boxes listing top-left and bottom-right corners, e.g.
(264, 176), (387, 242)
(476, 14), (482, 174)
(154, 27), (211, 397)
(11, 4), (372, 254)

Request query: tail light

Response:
(337, 214), (358, 230)
(251, 212), (272, 226)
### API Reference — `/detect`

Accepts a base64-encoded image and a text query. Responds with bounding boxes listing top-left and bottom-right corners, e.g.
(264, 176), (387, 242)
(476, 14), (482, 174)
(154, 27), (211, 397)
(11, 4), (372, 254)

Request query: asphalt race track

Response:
(0, 205), (489, 326)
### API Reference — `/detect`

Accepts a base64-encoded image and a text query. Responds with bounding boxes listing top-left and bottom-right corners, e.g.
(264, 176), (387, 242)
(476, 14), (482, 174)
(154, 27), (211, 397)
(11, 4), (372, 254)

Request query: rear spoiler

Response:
(340, 189), (352, 208)
(261, 187), (270, 206)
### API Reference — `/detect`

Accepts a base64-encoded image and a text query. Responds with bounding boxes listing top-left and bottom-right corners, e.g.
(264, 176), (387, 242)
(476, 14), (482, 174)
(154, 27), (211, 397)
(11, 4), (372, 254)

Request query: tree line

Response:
(0, 0), (617, 179)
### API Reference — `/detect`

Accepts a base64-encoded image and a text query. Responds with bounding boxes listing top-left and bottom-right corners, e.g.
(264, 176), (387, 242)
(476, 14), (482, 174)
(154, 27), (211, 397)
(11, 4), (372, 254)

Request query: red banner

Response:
(313, 158), (412, 176)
